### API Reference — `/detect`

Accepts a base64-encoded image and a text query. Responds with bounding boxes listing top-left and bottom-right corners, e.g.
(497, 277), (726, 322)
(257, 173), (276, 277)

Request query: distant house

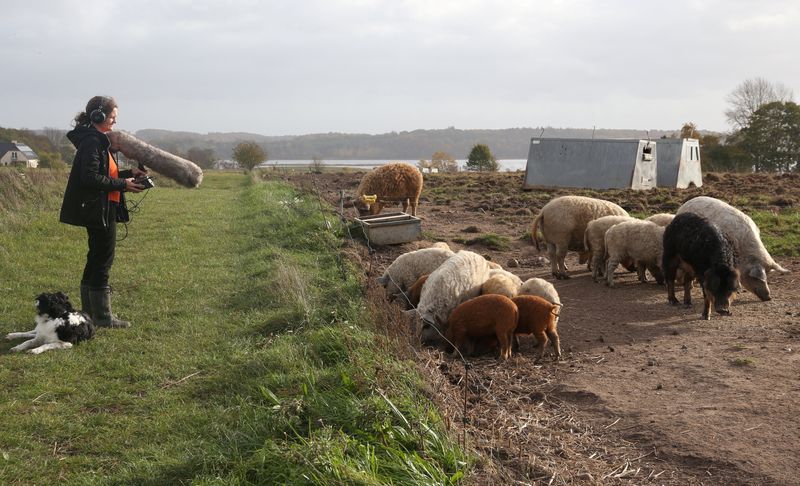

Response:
(655, 138), (703, 188)
(523, 138), (656, 190)
(0, 140), (39, 168)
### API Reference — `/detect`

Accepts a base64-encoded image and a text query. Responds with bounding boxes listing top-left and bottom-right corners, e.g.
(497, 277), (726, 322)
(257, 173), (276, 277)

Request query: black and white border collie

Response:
(5, 292), (95, 354)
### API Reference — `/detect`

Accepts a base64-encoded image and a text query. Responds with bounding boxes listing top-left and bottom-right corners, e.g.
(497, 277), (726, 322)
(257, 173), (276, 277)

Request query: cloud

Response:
(1, 0), (798, 134)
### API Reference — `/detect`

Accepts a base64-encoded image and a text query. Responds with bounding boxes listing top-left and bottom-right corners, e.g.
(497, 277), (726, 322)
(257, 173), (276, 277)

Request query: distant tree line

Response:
(136, 127), (679, 163)
(7, 77), (795, 174)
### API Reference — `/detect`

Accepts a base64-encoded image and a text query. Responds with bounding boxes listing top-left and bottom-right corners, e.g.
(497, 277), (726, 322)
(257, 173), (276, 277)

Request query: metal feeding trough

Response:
(355, 212), (421, 245)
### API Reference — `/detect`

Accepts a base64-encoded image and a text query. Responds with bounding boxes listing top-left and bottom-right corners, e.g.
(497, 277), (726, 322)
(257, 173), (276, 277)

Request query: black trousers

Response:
(81, 203), (117, 290)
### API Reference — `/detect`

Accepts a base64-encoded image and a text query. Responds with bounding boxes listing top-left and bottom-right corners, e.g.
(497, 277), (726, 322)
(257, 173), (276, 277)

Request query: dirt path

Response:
(544, 255), (799, 484)
(273, 170), (800, 484)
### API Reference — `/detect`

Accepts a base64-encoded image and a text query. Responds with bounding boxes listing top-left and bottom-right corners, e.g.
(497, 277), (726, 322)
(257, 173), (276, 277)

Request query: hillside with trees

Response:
(7, 77), (796, 174)
(135, 127), (681, 161)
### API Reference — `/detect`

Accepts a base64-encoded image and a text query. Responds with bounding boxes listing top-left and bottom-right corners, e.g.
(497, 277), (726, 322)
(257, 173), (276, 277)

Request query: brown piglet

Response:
(512, 295), (562, 363)
(444, 294), (519, 360)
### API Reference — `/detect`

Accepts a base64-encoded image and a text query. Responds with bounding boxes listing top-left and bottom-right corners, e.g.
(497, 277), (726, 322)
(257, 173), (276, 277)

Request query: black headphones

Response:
(89, 100), (106, 124)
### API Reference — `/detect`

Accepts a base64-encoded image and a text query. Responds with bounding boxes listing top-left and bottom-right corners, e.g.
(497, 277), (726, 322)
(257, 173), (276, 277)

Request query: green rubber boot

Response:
(89, 287), (131, 328)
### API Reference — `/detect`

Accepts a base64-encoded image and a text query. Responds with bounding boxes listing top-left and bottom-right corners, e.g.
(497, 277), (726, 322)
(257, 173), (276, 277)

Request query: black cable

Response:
(126, 185), (151, 214)
(117, 183), (152, 242)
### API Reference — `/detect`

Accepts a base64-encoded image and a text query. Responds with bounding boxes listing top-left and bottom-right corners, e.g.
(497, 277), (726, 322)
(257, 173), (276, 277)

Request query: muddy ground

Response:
(269, 170), (800, 485)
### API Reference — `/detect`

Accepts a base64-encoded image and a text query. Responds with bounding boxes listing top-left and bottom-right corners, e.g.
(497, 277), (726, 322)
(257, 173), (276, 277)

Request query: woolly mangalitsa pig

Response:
(444, 294), (519, 360)
(512, 295), (562, 363)
(583, 215), (637, 281)
(470, 293), (563, 362)
(645, 213), (675, 226)
(677, 196), (789, 301)
(518, 278), (560, 306)
(663, 212), (740, 320)
(604, 220), (666, 287)
(377, 247), (453, 300)
(643, 213), (689, 284)
(416, 250), (492, 346)
(488, 268), (523, 286)
(532, 196), (629, 279)
(480, 273), (519, 298)
(480, 268), (523, 299)
(352, 162), (423, 216)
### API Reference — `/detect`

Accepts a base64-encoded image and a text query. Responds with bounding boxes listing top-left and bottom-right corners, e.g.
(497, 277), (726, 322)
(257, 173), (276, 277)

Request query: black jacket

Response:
(59, 126), (131, 228)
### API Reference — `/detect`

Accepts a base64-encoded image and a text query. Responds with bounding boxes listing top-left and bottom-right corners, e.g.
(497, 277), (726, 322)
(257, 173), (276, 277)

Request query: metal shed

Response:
(655, 138), (703, 188)
(523, 138), (656, 190)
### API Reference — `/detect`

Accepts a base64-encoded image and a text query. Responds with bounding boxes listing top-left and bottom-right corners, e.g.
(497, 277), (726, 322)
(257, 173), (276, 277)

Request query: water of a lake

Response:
(261, 159), (528, 172)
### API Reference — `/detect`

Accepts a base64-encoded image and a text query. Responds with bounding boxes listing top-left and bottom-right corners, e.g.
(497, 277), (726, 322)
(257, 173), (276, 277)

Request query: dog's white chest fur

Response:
(32, 314), (64, 341)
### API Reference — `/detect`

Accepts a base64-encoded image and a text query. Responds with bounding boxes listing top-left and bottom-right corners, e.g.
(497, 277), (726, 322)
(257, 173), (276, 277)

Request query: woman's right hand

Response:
(124, 178), (145, 193)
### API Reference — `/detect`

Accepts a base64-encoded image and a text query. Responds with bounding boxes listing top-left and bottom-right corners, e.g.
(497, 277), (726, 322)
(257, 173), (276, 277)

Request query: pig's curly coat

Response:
(355, 163), (423, 216)
(532, 196), (628, 279)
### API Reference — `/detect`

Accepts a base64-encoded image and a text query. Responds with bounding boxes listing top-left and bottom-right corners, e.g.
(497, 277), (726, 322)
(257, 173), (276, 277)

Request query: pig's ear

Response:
(748, 264), (767, 282)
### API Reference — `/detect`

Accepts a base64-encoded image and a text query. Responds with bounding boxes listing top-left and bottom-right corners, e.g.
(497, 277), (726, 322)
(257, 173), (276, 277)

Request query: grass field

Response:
(3, 167), (797, 485)
(750, 210), (800, 257)
(0, 170), (466, 485)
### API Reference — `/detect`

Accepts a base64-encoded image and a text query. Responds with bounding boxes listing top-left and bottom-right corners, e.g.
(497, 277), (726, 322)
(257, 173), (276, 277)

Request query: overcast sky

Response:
(2, 0), (797, 135)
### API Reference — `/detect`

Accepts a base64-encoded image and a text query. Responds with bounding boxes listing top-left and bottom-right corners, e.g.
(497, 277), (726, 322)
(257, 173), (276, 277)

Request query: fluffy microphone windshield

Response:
(107, 131), (203, 188)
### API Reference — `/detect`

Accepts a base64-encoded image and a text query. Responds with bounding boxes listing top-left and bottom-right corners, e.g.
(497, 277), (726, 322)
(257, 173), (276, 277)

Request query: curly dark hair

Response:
(73, 95), (118, 127)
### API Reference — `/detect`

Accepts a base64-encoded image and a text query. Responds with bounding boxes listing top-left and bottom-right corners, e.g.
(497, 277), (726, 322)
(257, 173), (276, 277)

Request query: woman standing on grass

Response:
(59, 95), (147, 328)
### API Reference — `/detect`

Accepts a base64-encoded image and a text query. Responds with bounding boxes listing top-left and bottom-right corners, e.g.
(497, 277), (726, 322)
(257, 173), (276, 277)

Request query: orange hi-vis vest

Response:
(108, 151), (121, 203)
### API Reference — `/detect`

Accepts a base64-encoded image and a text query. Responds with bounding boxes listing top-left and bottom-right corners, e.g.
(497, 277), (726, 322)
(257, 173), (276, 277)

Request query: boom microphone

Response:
(107, 131), (203, 188)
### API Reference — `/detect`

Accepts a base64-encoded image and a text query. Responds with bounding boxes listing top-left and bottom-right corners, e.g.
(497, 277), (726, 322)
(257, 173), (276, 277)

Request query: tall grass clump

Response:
(0, 171), (466, 485)
(0, 168), (66, 223)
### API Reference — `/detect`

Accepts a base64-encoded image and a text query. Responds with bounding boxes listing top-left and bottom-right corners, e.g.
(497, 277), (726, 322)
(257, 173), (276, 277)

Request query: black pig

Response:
(662, 212), (740, 320)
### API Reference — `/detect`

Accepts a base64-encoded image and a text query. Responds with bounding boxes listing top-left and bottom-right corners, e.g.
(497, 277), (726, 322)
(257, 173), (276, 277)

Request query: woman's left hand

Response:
(132, 167), (148, 178)
(125, 178), (145, 193)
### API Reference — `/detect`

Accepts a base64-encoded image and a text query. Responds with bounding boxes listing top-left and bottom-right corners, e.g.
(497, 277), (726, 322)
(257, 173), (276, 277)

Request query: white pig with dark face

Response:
(676, 196), (789, 301)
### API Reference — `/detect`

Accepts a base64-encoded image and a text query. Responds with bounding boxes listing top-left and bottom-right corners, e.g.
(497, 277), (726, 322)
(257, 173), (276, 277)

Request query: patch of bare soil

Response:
(270, 170), (800, 485)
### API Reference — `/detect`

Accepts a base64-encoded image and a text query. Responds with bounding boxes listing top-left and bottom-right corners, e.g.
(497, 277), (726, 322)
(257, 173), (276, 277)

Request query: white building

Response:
(0, 140), (39, 168)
